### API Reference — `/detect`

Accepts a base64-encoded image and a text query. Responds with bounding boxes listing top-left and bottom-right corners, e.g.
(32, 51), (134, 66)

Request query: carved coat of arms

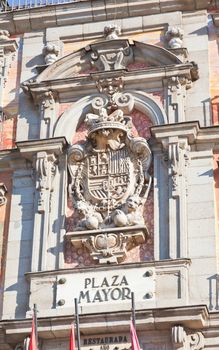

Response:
(67, 105), (152, 263)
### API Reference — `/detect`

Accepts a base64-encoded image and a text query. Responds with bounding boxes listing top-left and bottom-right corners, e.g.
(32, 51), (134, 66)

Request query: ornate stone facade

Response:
(1, 1), (219, 350)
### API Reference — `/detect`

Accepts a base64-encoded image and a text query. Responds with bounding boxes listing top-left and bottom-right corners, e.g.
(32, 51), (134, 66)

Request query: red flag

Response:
(69, 323), (76, 350)
(130, 320), (141, 350)
(29, 316), (37, 350)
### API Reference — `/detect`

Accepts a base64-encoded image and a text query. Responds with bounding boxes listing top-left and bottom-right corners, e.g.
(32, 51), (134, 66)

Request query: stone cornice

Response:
(23, 63), (194, 103)
(151, 122), (219, 148)
(0, 1), (210, 35)
(25, 258), (191, 279)
(0, 305), (210, 342)
(17, 137), (67, 160)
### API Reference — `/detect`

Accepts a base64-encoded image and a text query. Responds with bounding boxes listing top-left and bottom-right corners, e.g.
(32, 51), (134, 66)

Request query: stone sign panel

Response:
(56, 266), (155, 309)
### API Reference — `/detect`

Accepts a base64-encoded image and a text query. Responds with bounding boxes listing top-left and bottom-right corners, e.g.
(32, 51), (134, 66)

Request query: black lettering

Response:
(101, 277), (109, 288)
(92, 278), (100, 288)
(92, 290), (103, 302)
(100, 339), (104, 344)
(124, 336), (127, 342)
(88, 339), (92, 345)
(118, 336), (123, 342)
(84, 339), (87, 345)
(121, 287), (131, 300)
(114, 337), (118, 342)
(97, 338), (101, 344)
(84, 278), (91, 289)
(111, 288), (122, 300)
(78, 290), (91, 304)
(112, 275), (119, 286)
(109, 337), (114, 343)
(120, 276), (128, 286)
(102, 288), (111, 301)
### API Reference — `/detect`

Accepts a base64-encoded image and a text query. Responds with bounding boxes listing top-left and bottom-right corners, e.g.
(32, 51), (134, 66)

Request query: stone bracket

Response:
(65, 225), (149, 264)
(172, 325), (204, 350)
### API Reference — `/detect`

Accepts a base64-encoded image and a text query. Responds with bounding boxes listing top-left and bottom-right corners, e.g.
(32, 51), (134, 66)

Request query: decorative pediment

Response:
(35, 39), (183, 82)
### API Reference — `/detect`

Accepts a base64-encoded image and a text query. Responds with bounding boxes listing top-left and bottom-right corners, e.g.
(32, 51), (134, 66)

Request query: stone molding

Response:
(151, 121), (219, 148)
(16, 137), (67, 160)
(0, 303), (210, 345)
(0, 1), (210, 35)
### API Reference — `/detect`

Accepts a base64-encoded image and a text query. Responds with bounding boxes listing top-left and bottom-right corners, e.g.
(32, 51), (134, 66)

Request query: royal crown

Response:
(85, 108), (132, 137)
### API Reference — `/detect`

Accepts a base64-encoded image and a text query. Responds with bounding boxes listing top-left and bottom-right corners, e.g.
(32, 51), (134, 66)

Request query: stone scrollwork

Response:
(0, 183), (7, 206)
(14, 336), (30, 350)
(67, 96), (152, 263)
(95, 76), (124, 96)
(90, 92), (134, 115)
(172, 326), (204, 350)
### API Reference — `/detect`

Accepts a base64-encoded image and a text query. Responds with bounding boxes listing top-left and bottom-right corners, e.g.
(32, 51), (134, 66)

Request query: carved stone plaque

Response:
(56, 266), (155, 310)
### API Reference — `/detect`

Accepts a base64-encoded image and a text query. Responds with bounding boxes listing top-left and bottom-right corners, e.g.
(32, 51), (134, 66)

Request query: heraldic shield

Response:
(67, 105), (152, 263)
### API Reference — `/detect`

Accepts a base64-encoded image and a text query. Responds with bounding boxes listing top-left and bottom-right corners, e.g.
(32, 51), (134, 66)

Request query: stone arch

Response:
(53, 91), (167, 143)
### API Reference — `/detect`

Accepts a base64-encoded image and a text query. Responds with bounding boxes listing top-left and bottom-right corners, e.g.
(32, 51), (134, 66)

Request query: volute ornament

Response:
(67, 99), (152, 263)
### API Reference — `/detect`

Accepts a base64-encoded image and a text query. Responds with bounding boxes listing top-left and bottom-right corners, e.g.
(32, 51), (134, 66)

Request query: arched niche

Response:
(53, 91), (167, 142)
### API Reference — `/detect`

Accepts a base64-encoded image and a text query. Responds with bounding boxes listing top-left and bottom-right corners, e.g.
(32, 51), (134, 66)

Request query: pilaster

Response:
(17, 138), (67, 272)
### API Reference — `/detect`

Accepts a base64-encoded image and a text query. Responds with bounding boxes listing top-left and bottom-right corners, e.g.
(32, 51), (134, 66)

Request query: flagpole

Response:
(33, 303), (38, 350)
(131, 292), (136, 330)
(74, 298), (81, 350)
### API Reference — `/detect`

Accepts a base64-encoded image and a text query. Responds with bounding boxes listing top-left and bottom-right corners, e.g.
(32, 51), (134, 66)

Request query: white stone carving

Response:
(88, 39), (133, 71)
(165, 26), (184, 49)
(0, 183), (7, 206)
(95, 76), (124, 96)
(34, 151), (57, 213)
(43, 43), (60, 65)
(0, 29), (10, 41)
(167, 140), (190, 198)
(0, 31), (17, 93)
(172, 326), (204, 350)
(104, 24), (121, 40)
(67, 97), (152, 263)
(38, 90), (57, 138)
